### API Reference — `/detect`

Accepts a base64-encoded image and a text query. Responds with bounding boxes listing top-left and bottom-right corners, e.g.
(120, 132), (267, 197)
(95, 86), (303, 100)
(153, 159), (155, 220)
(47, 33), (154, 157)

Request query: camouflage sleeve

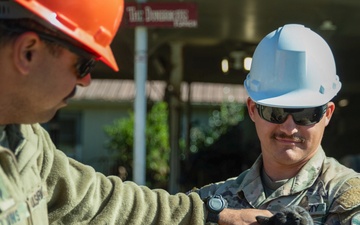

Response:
(188, 181), (226, 200)
(325, 177), (360, 225)
(188, 171), (249, 200)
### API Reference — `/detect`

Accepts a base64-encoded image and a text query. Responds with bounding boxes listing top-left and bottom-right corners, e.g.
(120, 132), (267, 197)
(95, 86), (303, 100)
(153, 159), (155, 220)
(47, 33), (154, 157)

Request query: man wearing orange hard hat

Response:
(0, 0), (256, 224)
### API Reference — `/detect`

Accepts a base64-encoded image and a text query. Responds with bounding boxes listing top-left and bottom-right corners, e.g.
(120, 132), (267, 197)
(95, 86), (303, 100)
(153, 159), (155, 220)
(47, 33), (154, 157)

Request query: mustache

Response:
(273, 132), (306, 143)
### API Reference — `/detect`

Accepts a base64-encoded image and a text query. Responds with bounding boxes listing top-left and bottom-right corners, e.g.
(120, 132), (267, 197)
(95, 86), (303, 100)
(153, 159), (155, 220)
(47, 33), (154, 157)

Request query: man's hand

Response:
(218, 208), (273, 225)
(256, 206), (313, 225)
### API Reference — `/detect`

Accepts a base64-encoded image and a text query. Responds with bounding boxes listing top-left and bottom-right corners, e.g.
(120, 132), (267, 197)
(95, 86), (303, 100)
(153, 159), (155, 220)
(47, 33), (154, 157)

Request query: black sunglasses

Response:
(255, 103), (328, 126)
(1, 24), (97, 78)
(35, 32), (97, 78)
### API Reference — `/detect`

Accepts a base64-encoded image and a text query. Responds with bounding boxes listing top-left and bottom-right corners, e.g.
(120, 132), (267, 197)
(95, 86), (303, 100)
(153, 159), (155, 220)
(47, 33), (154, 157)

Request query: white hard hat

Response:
(244, 24), (341, 108)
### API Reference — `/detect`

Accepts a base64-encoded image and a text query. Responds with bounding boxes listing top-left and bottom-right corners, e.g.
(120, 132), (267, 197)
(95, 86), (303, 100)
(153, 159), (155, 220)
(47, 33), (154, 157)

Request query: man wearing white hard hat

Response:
(194, 24), (360, 225)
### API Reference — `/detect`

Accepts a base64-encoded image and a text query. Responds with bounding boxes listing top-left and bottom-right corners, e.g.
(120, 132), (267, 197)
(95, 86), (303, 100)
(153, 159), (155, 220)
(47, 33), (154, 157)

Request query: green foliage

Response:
(104, 102), (170, 188)
(188, 102), (245, 154)
(145, 102), (170, 184)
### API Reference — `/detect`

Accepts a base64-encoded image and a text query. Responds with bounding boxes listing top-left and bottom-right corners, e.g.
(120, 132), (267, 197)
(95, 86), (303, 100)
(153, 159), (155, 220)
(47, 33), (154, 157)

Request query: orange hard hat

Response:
(12, 0), (124, 71)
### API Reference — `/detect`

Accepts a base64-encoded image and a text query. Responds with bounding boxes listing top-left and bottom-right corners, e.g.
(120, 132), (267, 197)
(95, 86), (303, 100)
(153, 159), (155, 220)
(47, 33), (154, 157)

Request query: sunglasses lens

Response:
(258, 106), (287, 124)
(294, 106), (327, 125)
(77, 58), (97, 78)
(256, 104), (326, 126)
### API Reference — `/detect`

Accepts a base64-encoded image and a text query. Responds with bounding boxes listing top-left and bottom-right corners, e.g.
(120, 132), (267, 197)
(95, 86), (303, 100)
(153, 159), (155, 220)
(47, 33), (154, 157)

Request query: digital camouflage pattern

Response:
(195, 147), (360, 225)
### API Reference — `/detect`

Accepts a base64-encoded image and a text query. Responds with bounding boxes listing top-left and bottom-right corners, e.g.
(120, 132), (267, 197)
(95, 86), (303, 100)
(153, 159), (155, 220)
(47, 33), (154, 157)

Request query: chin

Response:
(36, 109), (60, 124)
(281, 149), (306, 161)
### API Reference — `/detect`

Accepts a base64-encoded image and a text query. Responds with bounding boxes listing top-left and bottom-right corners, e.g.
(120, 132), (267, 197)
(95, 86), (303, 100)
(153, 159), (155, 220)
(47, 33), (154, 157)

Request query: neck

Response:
(262, 159), (304, 181)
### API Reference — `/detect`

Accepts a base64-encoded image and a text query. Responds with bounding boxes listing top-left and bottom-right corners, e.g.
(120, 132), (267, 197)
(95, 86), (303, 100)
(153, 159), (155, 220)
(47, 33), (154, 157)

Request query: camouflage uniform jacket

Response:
(0, 124), (205, 224)
(196, 147), (360, 225)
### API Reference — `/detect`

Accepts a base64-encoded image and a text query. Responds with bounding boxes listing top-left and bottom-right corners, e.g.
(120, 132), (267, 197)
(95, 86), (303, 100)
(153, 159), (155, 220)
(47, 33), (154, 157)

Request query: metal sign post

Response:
(128, 1), (198, 187)
(133, 0), (147, 186)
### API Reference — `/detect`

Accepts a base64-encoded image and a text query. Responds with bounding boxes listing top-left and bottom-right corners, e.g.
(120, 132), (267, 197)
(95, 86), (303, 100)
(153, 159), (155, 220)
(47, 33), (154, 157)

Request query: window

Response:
(42, 112), (82, 160)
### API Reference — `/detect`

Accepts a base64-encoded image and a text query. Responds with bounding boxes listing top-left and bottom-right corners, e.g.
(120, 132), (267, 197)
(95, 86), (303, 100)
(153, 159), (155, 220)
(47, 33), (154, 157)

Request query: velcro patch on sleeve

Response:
(336, 178), (360, 210)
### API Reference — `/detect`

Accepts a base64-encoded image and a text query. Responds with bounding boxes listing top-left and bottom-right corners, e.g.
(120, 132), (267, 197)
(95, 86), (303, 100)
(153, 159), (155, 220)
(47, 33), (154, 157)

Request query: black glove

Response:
(256, 205), (313, 225)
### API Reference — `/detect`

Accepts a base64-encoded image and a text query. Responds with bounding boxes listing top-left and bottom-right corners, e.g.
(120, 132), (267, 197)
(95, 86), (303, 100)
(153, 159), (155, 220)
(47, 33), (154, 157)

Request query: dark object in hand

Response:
(256, 205), (313, 225)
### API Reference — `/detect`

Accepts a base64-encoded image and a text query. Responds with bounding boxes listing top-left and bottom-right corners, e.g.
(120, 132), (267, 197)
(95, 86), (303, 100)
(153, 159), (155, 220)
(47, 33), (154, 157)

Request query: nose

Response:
(279, 115), (298, 134)
(77, 73), (91, 87)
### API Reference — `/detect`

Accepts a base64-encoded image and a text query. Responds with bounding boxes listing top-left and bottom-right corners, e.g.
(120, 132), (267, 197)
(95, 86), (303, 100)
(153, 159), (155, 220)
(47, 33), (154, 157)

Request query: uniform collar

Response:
(0, 125), (8, 148)
(237, 146), (325, 207)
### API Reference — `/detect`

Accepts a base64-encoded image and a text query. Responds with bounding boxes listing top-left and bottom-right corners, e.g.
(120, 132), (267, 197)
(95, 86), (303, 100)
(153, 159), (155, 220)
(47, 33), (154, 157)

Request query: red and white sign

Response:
(124, 2), (198, 28)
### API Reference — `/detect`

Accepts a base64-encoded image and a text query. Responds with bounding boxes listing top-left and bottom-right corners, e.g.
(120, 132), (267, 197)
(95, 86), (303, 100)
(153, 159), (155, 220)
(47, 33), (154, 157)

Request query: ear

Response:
(247, 97), (256, 122)
(324, 102), (335, 126)
(12, 32), (41, 75)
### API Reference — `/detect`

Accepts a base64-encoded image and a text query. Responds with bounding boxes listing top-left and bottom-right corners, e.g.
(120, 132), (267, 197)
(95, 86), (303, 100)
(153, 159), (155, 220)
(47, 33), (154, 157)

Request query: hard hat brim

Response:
(245, 87), (341, 108)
